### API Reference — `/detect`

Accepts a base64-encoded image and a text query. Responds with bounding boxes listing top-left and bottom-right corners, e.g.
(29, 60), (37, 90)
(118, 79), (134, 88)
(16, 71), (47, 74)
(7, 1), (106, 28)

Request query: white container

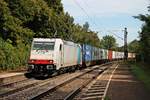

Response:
(112, 51), (116, 59)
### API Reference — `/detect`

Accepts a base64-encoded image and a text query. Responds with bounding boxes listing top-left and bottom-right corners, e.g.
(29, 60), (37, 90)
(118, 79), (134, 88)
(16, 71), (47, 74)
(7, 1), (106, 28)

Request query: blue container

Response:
(77, 45), (82, 64)
(82, 44), (92, 62)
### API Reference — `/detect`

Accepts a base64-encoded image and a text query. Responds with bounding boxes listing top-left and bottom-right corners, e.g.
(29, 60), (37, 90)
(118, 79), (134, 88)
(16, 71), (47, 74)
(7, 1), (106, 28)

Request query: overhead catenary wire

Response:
(73, 0), (98, 28)
(73, 0), (125, 43)
(107, 30), (124, 40)
(96, 29), (124, 41)
(82, 0), (100, 27)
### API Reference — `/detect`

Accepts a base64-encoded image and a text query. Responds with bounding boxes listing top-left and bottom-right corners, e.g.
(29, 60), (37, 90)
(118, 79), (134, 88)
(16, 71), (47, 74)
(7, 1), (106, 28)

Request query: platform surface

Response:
(0, 72), (24, 79)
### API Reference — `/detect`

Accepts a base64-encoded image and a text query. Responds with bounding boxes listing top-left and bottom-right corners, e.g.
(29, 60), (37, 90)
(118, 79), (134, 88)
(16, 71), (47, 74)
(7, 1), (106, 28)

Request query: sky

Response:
(61, 0), (149, 46)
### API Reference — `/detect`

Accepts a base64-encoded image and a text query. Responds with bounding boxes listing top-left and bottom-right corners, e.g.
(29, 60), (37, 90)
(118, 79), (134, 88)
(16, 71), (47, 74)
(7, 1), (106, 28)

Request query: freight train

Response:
(27, 38), (135, 77)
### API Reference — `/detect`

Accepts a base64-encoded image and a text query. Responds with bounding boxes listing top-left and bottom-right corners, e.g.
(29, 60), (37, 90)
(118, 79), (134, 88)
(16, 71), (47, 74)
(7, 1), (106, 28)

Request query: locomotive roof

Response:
(33, 38), (61, 42)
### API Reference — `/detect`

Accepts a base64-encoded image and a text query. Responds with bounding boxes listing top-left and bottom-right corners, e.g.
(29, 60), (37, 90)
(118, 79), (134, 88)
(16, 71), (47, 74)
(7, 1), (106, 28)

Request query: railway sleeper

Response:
(85, 90), (105, 93)
(82, 92), (104, 98)
(81, 96), (103, 100)
(90, 84), (105, 87)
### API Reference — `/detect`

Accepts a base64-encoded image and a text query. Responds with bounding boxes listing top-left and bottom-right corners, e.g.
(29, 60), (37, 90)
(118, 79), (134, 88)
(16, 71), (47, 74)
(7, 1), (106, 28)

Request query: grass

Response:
(0, 66), (27, 73)
(129, 61), (150, 91)
(104, 96), (111, 100)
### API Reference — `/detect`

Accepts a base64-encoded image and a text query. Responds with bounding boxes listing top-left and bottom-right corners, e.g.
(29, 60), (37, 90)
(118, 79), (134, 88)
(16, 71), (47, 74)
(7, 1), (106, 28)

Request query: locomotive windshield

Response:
(32, 41), (55, 50)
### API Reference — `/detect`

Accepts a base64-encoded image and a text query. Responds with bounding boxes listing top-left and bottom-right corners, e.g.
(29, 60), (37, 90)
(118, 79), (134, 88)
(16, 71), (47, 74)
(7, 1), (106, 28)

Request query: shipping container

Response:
(108, 50), (112, 60)
(128, 53), (132, 58)
(97, 48), (102, 60)
(112, 51), (116, 59)
(128, 53), (136, 59)
(82, 44), (92, 62)
(92, 47), (100, 61)
(102, 49), (108, 60)
(106, 50), (108, 59)
(115, 51), (119, 59)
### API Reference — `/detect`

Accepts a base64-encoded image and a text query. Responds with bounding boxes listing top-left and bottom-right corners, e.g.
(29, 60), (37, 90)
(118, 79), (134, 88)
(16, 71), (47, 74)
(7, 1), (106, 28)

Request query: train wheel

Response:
(24, 72), (33, 78)
(43, 74), (49, 78)
(58, 68), (64, 74)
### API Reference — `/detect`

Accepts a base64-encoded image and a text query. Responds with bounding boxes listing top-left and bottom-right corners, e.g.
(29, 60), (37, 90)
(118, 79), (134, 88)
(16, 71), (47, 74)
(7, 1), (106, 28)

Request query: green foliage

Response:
(100, 35), (117, 50)
(83, 22), (89, 32)
(44, 0), (63, 14)
(0, 0), (101, 70)
(0, 0), (34, 45)
(130, 62), (150, 90)
(128, 39), (140, 53)
(104, 96), (111, 100)
(115, 39), (140, 53)
(135, 6), (150, 64)
(0, 37), (30, 70)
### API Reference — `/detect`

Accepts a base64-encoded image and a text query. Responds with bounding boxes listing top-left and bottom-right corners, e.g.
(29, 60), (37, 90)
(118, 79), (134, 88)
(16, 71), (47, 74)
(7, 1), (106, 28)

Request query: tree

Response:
(100, 35), (117, 50)
(83, 22), (89, 32)
(0, 0), (34, 45)
(44, 0), (63, 15)
(128, 39), (140, 53)
(134, 5), (150, 63)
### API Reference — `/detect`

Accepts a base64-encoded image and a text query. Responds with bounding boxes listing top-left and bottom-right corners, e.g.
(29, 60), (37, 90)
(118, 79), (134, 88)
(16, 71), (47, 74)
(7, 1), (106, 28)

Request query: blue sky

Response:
(62, 0), (149, 46)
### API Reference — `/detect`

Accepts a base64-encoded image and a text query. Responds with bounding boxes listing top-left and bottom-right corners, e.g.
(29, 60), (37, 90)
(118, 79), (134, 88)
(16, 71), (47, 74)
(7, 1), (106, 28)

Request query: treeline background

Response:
(0, 0), (101, 70)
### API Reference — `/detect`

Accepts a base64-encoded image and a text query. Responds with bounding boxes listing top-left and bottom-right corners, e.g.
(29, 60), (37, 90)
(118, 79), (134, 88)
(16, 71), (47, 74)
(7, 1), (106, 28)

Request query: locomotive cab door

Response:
(59, 44), (63, 67)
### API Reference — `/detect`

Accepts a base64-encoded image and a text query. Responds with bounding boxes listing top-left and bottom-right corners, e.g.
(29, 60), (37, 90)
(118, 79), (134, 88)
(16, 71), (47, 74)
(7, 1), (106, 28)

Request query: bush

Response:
(0, 38), (30, 70)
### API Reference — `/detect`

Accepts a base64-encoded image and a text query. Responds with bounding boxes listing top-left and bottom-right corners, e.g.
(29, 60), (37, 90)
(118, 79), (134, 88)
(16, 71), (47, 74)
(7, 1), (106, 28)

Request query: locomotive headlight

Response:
(28, 60), (34, 64)
(49, 60), (53, 64)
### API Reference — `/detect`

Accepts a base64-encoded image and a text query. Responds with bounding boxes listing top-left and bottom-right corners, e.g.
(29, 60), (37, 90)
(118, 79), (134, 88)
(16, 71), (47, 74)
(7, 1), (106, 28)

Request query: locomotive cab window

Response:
(32, 41), (55, 50)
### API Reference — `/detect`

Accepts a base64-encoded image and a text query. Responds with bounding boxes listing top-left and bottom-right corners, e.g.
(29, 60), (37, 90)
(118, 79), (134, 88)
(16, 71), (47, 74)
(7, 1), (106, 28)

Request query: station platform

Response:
(0, 72), (24, 79)
(0, 72), (26, 86)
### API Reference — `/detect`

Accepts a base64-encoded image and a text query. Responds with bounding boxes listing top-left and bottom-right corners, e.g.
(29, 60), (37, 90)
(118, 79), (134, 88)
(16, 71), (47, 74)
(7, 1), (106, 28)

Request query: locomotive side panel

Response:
(62, 41), (81, 68)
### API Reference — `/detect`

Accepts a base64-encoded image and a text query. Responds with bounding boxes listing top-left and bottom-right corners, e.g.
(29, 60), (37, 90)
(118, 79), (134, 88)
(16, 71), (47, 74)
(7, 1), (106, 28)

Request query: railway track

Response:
(0, 62), (114, 100)
(30, 63), (113, 100)
(31, 68), (103, 100)
(0, 67), (96, 99)
(0, 78), (29, 88)
(0, 78), (44, 97)
(72, 64), (119, 100)
(0, 71), (85, 100)
(0, 75), (45, 97)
